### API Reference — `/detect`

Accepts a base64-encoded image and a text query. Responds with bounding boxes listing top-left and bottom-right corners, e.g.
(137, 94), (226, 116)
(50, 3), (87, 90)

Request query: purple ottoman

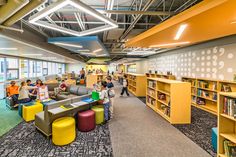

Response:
(78, 110), (95, 132)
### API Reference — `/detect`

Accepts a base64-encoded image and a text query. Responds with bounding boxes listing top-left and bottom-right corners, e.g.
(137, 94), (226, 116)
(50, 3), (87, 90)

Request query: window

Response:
(52, 63), (56, 74)
(29, 60), (37, 77)
(62, 64), (65, 74)
(0, 58), (5, 82)
(6, 58), (19, 80)
(48, 62), (52, 75)
(43, 62), (48, 76)
(36, 61), (42, 76)
(19, 59), (29, 78)
(58, 63), (62, 74)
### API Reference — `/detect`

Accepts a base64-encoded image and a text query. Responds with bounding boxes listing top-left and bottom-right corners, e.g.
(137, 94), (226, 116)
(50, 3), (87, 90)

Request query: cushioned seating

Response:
(211, 127), (217, 152)
(91, 106), (104, 124)
(77, 110), (95, 132)
(18, 101), (35, 117)
(23, 102), (43, 122)
(52, 117), (76, 146)
(78, 86), (90, 96)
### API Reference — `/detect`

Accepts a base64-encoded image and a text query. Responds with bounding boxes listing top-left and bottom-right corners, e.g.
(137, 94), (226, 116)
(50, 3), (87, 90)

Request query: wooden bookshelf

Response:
(146, 73), (176, 80)
(182, 77), (236, 115)
(146, 78), (191, 124)
(86, 74), (107, 88)
(218, 92), (236, 157)
(126, 73), (147, 97)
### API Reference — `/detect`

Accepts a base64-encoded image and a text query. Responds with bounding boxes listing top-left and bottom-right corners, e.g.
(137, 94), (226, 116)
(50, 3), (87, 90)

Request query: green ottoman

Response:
(91, 106), (104, 124)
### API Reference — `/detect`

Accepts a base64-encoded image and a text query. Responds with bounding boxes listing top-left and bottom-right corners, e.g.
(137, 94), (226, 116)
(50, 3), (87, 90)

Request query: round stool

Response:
(78, 110), (95, 132)
(91, 106), (104, 124)
(52, 117), (76, 146)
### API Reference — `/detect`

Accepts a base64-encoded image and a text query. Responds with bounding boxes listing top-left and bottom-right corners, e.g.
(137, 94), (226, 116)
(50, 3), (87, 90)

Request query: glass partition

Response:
(6, 58), (19, 80)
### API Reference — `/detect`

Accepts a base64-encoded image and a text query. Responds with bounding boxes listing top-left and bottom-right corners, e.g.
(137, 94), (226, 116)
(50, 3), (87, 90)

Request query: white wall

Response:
(66, 62), (86, 74)
(145, 35), (236, 81)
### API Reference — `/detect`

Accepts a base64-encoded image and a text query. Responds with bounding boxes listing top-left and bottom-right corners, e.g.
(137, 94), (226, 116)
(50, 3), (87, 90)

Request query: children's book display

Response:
(38, 86), (49, 101)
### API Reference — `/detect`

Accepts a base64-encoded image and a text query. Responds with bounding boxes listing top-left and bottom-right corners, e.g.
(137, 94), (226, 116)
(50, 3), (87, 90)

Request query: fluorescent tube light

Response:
(174, 24), (188, 40)
(77, 49), (90, 52)
(22, 54), (43, 56)
(96, 54), (107, 57)
(0, 48), (18, 50)
(54, 42), (82, 48)
(150, 41), (190, 48)
(93, 48), (102, 53)
(29, 0), (118, 36)
(231, 21), (236, 24)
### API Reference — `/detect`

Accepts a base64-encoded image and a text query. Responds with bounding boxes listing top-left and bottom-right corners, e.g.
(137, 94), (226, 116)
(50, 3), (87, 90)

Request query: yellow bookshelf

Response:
(218, 92), (236, 157)
(146, 73), (176, 80)
(182, 77), (236, 115)
(146, 78), (191, 124)
(126, 73), (147, 97)
(86, 74), (107, 88)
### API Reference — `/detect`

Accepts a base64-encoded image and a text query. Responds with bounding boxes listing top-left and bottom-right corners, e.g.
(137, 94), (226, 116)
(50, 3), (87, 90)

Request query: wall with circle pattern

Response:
(146, 44), (236, 81)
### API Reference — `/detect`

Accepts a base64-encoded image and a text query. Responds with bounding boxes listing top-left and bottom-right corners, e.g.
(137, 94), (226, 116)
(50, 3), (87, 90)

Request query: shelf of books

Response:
(218, 92), (236, 157)
(146, 78), (191, 124)
(86, 74), (107, 88)
(182, 77), (236, 115)
(126, 73), (147, 97)
(146, 73), (176, 80)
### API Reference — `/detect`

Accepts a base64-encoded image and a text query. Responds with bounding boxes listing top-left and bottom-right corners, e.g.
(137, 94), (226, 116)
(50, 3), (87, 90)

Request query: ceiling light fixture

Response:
(54, 42), (82, 48)
(93, 48), (102, 53)
(77, 49), (90, 52)
(0, 48), (18, 50)
(22, 54), (43, 56)
(174, 24), (188, 40)
(29, 0), (118, 36)
(149, 41), (190, 48)
(231, 21), (236, 24)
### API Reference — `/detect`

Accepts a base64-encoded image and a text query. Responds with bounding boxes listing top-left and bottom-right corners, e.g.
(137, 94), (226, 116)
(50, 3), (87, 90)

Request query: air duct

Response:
(0, 0), (29, 24)
(3, 0), (46, 26)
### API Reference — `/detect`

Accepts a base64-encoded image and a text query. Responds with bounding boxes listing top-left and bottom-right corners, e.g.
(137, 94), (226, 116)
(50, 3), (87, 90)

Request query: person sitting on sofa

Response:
(18, 81), (38, 104)
(6, 80), (19, 107)
(59, 80), (67, 92)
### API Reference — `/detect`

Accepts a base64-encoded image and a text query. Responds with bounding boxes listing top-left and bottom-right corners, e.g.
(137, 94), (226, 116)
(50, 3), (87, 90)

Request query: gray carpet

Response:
(0, 122), (113, 157)
(109, 82), (211, 157)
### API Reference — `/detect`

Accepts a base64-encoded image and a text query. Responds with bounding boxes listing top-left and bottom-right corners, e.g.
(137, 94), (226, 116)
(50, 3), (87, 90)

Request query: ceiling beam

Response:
(104, 10), (173, 16)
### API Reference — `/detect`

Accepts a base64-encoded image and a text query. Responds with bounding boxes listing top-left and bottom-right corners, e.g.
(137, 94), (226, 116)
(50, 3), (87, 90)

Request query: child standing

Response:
(106, 76), (115, 119)
(99, 81), (110, 122)
(120, 74), (129, 96)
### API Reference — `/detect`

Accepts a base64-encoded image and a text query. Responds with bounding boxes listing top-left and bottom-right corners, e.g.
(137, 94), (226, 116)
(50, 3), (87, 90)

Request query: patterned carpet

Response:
(173, 106), (217, 157)
(137, 97), (217, 157)
(0, 122), (113, 157)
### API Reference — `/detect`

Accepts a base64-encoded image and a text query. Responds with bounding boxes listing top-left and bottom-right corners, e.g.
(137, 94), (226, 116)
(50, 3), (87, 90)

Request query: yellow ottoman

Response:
(91, 106), (104, 124)
(23, 102), (43, 122)
(52, 117), (76, 146)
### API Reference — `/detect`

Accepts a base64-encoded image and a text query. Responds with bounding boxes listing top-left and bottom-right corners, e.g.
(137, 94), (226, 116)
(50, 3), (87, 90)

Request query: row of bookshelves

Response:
(146, 78), (191, 124)
(146, 73), (176, 80)
(126, 73), (146, 97)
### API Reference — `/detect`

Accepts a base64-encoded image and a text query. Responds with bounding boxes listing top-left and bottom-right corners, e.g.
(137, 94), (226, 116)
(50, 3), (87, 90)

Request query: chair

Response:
(91, 106), (104, 124)
(77, 110), (95, 132)
(52, 117), (76, 146)
(23, 102), (43, 122)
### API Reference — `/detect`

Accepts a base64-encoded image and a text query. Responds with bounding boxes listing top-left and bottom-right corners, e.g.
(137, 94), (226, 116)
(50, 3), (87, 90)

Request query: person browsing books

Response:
(120, 74), (129, 96)
(106, 76), (115, 119)
(99, 81), (110, 122)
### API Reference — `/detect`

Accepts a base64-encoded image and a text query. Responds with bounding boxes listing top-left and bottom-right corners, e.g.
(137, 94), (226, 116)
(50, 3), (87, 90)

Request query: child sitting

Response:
(59, 80), (67, 92)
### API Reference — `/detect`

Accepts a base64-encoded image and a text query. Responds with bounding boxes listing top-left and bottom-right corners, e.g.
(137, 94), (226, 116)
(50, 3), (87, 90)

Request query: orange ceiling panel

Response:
(125, 0), (236, 49)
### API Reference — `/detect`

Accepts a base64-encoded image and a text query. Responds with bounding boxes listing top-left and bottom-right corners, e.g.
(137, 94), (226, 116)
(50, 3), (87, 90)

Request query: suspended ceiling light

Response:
(29, 0), (118, 36)
(54, 42), (83, 48)
(174, 24), (188, 40)
(149, 41), (190, 48)
(93, 48), (102, 53)
(77, 49), (90, 52)
(22, 53), (43, 56)
(0, 48), (18, 50)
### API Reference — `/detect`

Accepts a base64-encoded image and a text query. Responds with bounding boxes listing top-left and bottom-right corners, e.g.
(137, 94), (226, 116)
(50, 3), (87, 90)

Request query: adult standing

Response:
(80, 68), (85, 79)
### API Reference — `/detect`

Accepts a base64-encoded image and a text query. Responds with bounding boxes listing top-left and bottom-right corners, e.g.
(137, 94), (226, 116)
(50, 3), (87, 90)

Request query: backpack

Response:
(108, 88), (115, 98)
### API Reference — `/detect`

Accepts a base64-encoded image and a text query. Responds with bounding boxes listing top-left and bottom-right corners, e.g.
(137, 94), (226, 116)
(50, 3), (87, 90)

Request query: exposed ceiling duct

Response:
(3, 0), (46, 26)
(0, 0), (29, 24)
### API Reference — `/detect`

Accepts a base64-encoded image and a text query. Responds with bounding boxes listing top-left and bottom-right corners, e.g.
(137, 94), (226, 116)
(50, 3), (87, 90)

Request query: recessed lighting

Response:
(22, 54), (43, 56)
(77, 49), (90, 52)
(0, 48), (18, 50)
(149, 41), (190, 48)
(54, 42), (83, 48)
(29, 0), (118, 36)
(231, 21), (236, 24)
(96, 54), (107, 57)
(174, 24), (188, 40)
(93, 48), (102, 53)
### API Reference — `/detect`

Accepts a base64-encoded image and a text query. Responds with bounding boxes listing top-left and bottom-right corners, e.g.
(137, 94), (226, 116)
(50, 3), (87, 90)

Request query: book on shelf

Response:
(221, 84), (232, 92)
(158, 93), (166, 101)
(196, 97), (206, 105)
(223, 97), (236, 118)
(198, 89), (210, 98)
(147, 96), (156, 106)
(198, 81), (209, 88)
(148, 89), (155, 97)
(224, 140), (236, 157)
(160, 104), (170, 117)
(213, 82), (217, 90)
(213, 92), (217, 101)
(148, 81), (156, 89)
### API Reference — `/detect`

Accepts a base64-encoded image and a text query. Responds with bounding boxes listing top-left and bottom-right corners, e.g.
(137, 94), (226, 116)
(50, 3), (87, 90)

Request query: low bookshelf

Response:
(86, 74), (106, 88)
(146, 78), (191, 124)
(146, 73), (176, 80)
(126, 73), (146, 97)
(218, 92), (236, 157)
(182, 77), (236, 115)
